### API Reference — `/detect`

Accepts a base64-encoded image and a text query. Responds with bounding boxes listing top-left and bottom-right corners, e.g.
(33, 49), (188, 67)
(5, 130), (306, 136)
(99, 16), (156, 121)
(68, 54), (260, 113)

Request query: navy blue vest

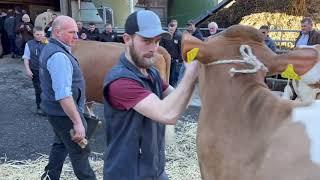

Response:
(103, 53), (166, 179)
(39, 38), (86, 116)
(26, 39), (46, 70)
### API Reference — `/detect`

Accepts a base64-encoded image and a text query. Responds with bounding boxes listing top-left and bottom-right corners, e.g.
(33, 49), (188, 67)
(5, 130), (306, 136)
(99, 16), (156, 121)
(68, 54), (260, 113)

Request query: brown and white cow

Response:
(182, 24), (320, 180)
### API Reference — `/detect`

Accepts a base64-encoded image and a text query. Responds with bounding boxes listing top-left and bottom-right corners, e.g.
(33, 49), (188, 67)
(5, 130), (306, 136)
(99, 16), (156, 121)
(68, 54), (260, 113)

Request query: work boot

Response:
(36, 108), (46, 116)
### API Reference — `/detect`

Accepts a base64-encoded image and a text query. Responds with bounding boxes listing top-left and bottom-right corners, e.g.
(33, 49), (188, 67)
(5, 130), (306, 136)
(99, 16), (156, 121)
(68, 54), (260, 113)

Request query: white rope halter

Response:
(206, 45), (268, 76)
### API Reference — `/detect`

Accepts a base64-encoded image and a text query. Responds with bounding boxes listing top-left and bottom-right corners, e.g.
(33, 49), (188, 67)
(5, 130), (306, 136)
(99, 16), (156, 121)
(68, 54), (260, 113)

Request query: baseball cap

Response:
(125, 10), (171, 40)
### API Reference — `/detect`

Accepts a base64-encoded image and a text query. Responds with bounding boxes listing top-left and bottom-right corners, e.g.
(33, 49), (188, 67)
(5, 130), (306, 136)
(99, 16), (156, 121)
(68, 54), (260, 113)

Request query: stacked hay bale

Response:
(204, 0), (320, 49)
(206, 0), (320, 27)
(240, 12), (302, 49)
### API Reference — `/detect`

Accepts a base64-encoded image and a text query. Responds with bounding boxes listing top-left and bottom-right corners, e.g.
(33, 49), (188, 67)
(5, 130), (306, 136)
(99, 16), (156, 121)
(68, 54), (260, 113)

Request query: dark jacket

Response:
(103, 53), (166, 179)
(99, 30), (117, 42)
(160, 30), (182, 61)
(86, 28), (100, 41)
(39, 38), (86, 116)
(192, 28), (204, 41)
(295, 30), (320, 46)
(16, 22), (33, 42)
(4, 16), (16, 37)
(44, 21), (53, 37)
(0, 15), (6, 34)
(14, 13), (22, 29)
(77, 27), (88, 39)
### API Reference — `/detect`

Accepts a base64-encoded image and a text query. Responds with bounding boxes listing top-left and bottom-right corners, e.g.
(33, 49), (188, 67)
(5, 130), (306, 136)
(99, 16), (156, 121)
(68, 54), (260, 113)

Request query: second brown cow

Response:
(72, 40), (171, 104)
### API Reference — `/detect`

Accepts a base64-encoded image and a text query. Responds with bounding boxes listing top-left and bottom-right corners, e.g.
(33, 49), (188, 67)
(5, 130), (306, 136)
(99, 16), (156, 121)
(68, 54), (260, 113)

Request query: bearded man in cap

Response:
(103, 10), (199, 180)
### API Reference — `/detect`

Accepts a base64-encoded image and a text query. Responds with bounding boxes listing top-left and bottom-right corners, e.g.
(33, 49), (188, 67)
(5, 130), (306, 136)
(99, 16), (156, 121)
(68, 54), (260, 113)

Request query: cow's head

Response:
(182, 25), (320, 98)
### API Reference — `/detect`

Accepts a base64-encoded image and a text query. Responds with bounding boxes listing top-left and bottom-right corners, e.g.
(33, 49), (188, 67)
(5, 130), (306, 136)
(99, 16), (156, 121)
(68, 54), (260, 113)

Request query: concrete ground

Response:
(0, 55), (200, 161)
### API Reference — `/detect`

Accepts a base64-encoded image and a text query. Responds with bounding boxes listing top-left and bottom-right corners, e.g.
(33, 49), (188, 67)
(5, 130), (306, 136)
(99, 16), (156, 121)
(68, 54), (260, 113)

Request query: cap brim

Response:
(136, 29), (172, 40)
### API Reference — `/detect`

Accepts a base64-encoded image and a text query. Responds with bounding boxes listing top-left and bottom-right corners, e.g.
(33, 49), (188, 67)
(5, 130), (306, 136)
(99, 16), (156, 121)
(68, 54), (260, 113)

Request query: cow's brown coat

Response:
(72, 40), (171, 103)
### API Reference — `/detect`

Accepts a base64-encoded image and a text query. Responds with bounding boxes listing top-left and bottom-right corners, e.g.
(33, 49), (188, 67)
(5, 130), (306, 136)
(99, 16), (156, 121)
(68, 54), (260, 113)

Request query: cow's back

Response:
(72, 40), (170, 103)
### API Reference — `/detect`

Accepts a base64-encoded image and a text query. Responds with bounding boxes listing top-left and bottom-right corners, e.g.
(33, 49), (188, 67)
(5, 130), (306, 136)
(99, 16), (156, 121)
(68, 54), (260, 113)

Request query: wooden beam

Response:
(0, 0), (56, 6)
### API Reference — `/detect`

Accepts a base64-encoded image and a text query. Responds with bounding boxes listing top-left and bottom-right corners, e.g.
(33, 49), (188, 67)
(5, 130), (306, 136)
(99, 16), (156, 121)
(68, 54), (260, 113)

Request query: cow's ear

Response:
(270, 47), (319, 76)
(181, 32), (205, 62)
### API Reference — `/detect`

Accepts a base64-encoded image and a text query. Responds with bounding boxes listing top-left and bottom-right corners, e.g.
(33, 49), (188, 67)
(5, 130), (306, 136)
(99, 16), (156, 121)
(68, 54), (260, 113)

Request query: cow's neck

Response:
(197, 63), (294, 179)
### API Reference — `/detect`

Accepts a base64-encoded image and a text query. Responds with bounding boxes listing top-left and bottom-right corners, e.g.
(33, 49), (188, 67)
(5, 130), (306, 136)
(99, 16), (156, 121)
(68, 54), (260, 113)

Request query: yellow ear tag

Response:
(281, 64), (301, 80)
(187, 48), (199, 63)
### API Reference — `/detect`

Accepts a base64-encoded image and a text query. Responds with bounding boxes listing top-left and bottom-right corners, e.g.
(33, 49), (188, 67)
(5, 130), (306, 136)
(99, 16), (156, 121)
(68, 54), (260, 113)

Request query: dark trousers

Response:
(44, 115), (96, 180)
(178, 63), (185, 83)
(8, 35), (17, 55)
(31, 69), (41, 108)
(143, 171), (169, 180)
(1, 32), (10, 55)
(169, 60), (183, 87)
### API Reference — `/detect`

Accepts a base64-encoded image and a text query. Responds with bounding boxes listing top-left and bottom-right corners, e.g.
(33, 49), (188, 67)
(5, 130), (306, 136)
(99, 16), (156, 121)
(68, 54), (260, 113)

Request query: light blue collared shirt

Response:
(47, 42), (73, 101)
(22, 43), (30, 60)
(296, 33), (309, 46)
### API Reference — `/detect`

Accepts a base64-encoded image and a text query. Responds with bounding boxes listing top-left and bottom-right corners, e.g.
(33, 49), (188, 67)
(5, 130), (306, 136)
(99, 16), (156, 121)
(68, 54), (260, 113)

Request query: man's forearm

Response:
(59, 96), (83, 125)
(160, 72), (197, 122)
(23, 59), (31, 71)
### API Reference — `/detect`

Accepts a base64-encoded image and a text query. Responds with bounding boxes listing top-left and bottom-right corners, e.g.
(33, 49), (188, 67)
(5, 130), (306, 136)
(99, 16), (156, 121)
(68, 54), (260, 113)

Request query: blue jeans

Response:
(44, 115), (96, 180)
(178, 63), (185, 83)
(169, 60), (183, 87)
(8, 35), (17, 55)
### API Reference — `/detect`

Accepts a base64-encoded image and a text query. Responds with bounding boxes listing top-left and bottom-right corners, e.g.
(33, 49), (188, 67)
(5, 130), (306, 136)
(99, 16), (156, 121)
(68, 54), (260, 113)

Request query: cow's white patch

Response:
(293, 80), (320, 102)
(301, 62), (320, 85)
(292, 100), (320, 165)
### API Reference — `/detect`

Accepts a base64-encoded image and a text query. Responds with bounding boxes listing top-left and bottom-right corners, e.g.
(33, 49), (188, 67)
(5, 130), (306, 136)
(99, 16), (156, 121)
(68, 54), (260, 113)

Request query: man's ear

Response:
(123, 33), (132, 45)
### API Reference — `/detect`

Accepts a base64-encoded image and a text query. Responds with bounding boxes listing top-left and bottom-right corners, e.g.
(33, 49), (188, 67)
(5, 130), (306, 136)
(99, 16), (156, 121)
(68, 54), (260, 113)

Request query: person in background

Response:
(44, 13), (57, 37)
(103, 10), (198, 180)
(16, 14), (34, 56)
(207, 21), (218, 40)
(86, 22), (100, 41)
(186, 20), (204, 41)
(76, 21), (88, 40)
(0, 10), (9, 57)
(295, 17), (320, 47)
(160, 19), (183, 87)
(259, 25), (277, 52)
(14, 6), (23, 28)
(39, 15), (96, 180)
(99, 23), (117, 42)
(23, 26), (47, 115)
(4, 9), (18, 58)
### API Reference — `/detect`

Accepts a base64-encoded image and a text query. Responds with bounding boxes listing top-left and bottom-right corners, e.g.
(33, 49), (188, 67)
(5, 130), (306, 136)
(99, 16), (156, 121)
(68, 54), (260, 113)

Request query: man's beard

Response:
(129, 43), (155, 69)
